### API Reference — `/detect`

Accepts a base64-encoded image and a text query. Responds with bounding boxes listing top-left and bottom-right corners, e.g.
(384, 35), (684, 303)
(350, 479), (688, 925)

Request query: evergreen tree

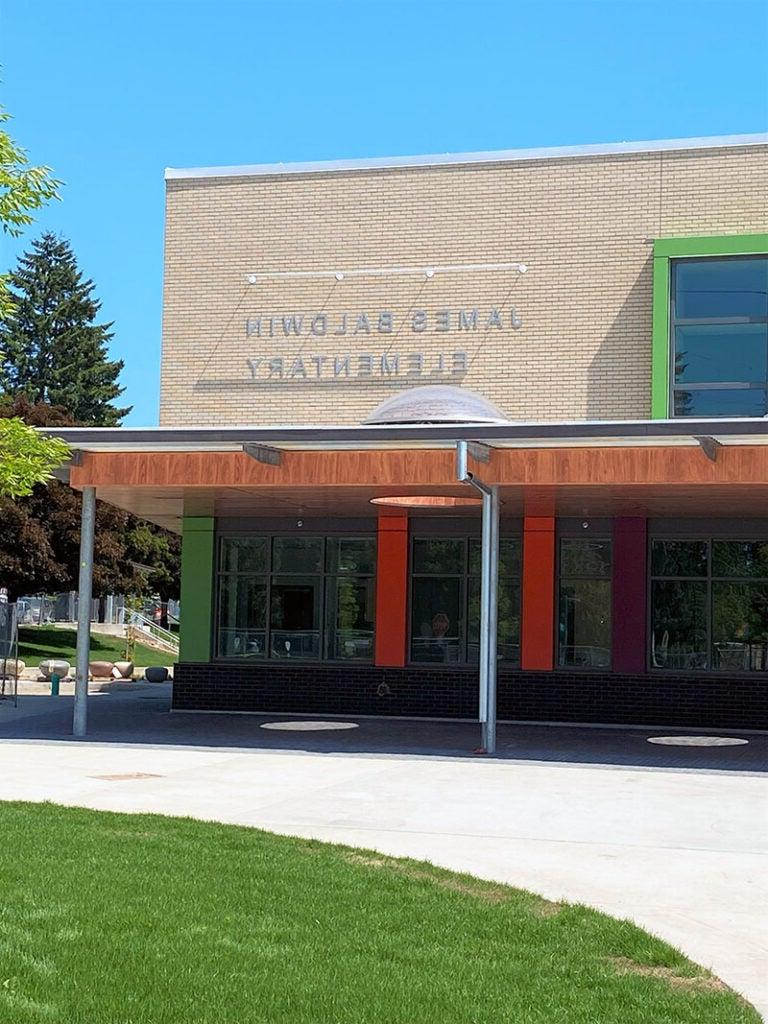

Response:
(0, 233), (130, 425)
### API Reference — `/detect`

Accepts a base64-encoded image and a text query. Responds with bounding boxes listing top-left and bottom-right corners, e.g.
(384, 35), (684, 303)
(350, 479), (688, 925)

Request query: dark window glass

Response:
(272, 536), (323, 573)
(712, 582), (768, 671)
(558, 579), (612, 668)
(220, 536), (268, 573)
(270, 577), (321, 658)
(651, 536), (768, 672)
(674, 258), (768, 320)
(673, 387), (768, 418)
(467, 577), (520, 664)
(560, 539), (611, 578)
(557, 539), (612, 668)
(468, 537), (521, 577)
(651, 540), (708, 577)
(325, 577), (375, 660)
(216, 576), (267, 658)
(671, 256), (768, 419)
(411, 535), (521, 664)
(651, 580), (707, 670)
(674, 324), (767, 385)
(497, 579), (521, 663)
(216, 534), (375, 662)
(412, 537), (464, 574)
(712, 541), (768, 578)
(326, 537), (377, 575)
(410, 577), (463, 663)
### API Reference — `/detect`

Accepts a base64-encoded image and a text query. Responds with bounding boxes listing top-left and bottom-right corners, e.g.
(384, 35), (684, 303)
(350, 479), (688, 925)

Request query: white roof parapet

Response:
(165, 133), (768, 182)
(37, 417), (768, 454)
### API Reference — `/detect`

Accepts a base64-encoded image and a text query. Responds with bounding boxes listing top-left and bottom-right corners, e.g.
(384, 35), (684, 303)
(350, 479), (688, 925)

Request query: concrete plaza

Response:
(0, 683), (766, 1016)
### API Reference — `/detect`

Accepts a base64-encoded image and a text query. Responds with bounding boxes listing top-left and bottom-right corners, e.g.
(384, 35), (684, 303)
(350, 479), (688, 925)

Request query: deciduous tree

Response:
(0, 400), (179, 605)
(0, 106), (60, 317)
(0, 416), (69, 497)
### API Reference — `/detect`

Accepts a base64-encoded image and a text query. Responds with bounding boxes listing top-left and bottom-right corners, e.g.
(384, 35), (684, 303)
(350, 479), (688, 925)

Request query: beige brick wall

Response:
(159, 144), (768, 427)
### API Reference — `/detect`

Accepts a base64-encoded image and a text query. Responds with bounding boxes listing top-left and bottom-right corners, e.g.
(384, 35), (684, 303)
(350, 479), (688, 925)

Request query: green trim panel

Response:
(179, 516), (215, 663)
(651, 257), (671, 418)
(651, 233), (768, 419)
(654, 233), (768, 259)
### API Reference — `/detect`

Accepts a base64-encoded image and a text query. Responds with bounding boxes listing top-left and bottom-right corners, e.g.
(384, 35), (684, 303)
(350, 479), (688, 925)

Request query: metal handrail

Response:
(127, 611), (179, 653)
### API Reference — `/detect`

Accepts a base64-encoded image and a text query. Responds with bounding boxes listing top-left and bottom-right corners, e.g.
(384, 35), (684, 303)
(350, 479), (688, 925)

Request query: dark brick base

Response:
(171, 662), (768, 730)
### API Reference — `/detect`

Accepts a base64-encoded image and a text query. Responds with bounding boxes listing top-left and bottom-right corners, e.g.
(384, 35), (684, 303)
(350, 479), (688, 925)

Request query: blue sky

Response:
(3, 0), (767, 425)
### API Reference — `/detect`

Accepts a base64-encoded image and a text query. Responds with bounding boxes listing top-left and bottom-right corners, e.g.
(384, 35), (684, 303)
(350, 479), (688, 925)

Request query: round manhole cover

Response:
(647, 735), (749, 747)
(260, 720), (359, 732)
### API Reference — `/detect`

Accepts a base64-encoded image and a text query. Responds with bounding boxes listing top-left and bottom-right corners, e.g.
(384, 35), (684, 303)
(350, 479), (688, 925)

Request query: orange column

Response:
(521, 516), (556, 671)
(374, 513), (409, 667)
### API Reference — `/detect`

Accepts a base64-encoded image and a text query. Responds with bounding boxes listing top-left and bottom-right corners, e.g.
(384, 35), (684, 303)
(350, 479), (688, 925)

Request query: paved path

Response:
(0, 686), (766, 1016)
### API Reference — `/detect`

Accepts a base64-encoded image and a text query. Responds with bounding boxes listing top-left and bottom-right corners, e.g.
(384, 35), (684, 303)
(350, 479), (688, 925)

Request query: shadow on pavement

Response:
(0, 682), (765, 773)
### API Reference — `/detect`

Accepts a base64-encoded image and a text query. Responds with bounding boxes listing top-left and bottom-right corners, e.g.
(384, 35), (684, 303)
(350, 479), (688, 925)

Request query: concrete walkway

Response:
(0, 685), (766, 1016)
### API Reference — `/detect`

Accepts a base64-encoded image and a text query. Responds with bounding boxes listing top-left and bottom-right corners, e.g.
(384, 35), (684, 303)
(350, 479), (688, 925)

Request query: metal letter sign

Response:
(242, 306), (523, 384)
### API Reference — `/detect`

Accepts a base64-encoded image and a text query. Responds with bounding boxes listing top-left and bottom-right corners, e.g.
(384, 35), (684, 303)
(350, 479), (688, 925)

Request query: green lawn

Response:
(17, 626), (170, 669)
(0, 803), (757, 1024)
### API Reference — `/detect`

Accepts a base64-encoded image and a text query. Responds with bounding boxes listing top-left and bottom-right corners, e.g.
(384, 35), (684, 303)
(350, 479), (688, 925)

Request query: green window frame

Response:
(651, 234), (768, 418)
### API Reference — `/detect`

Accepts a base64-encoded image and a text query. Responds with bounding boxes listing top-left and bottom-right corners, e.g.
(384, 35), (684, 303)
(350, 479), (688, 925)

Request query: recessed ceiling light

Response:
(371, 495), (482, 508)
(647, 736), (748, 747)
(261, 721), (358, 731)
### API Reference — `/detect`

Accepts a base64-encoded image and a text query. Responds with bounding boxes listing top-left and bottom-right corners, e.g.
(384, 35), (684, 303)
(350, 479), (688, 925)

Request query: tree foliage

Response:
(0, 399), (179, 604)
(0, 233), (130, 425)
(0, 106), (61, 318)
(0, 416), (69, 497)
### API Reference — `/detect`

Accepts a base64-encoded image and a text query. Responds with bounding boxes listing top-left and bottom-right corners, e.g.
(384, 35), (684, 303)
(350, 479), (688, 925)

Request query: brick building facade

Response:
(160, 136), (767, 426)
(52, 133), (768, 733)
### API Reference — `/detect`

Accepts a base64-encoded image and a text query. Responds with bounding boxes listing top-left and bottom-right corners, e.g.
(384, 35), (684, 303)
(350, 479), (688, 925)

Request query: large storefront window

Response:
(557, 538), (612, 668)
(651, 539), (768, 671)
(671, 256), (768, 417)
(216, 535), (375, 660)
(410, 536), (520, 664)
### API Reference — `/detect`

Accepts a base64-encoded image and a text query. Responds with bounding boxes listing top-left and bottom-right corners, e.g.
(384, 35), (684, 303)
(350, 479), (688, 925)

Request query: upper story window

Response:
(671, 256), (768, 417)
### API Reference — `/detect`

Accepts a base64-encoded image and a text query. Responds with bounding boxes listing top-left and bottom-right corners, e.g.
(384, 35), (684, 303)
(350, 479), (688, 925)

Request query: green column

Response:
(179, 516), (215, 663)
(650, 255), (670, 419)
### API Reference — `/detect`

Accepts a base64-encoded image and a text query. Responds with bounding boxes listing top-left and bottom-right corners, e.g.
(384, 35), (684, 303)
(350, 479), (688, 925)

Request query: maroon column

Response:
(612, 517), (648, 673)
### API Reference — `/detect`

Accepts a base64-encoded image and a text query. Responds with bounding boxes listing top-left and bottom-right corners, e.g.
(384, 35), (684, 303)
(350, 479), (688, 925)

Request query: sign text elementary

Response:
(244, 306), (522, 383)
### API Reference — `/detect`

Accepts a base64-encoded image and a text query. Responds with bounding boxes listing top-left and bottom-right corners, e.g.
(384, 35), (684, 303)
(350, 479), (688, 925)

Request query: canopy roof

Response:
(37, 416), (768, 533)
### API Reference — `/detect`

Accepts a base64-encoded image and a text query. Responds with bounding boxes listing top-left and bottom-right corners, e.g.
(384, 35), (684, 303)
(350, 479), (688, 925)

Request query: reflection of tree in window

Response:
(558, 539), (612, 668)
(216, 535), (375, 662)
(651, 539), (768, 671)
(671, 256), (768, 418)
(410, 536), (520, 664)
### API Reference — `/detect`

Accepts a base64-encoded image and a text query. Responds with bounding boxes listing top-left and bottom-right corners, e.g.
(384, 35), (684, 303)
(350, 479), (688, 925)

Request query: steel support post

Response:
(483, 485), (500, 754)
(478, 489), (491, 727)
(456, 442), (500, 754)
(73, 486), (96, 737)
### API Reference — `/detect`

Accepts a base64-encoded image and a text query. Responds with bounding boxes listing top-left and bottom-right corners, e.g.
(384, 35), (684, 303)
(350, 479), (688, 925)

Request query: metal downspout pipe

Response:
(456, 442), (499, 754)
